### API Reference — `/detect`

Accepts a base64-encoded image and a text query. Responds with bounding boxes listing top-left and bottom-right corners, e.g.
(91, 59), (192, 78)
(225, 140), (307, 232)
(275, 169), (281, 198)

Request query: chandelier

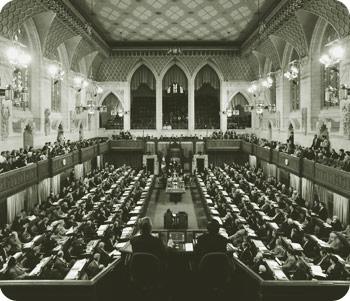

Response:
(7, 30), (31, 70)
(74, 73), (88, 92)
(284, 60), (299, 80)
(48, 61), (65, 83)
(319, 40), (344, 67)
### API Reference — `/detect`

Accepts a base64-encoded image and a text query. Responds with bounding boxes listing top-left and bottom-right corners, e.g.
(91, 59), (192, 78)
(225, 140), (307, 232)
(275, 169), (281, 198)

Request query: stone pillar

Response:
(220, 84), (227, 132)
(188, 78), (195, 132)
(156, 78), (162, 131)
(124, 85), (130, 131)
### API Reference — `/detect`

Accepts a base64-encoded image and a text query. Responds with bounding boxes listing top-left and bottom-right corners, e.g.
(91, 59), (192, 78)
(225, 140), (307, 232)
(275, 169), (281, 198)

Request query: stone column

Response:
(188, 78), (195, 132)
(156, 78), (162, 131)
(124, 85), (130, 131)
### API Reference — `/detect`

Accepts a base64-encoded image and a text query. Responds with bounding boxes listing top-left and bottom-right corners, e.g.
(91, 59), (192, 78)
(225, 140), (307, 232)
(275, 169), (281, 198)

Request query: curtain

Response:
(38, 178), (51, 204)
(163, 65), (188, 91)
(180, 142), (193, 158)
(196, 142), (205, 154)
(249, 155), (257, 168)
(195, 65), (219, 91)
(261, 161), (268, 176)
(290, 174), (301, 192)
(97, 156), (101, 170)
(74, 164), (84, 180)
(267, 163), (277, 178)
(83, 160), (92, 175)
(51, 175), (61, 195)
(131, 65), (156, 91)
(333, 193), (350, 226)
(145, 142), (155, 155)
(301, 178), (314, 208)
(315, 184), (333, 216)
(26, 184), (38, 212)
(7, 190), (26, 223)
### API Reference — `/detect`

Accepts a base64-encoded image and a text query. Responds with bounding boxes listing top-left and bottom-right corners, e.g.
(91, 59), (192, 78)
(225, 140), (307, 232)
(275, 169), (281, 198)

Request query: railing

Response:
(206, 139), (241, 151)
(256, 146), (272, 163)
(278, 152), (302, 176)
(242, 141), (253, 154)
(0, 142), (111, 198)
(302, 158), (315, 180)
(0, 164), (37, 199)
(314, 163), (350, 197)
(110, 140), (144, 151)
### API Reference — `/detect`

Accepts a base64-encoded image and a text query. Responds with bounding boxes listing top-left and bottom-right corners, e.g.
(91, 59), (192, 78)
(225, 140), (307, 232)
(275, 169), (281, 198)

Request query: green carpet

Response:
(145, 184), (207, 229)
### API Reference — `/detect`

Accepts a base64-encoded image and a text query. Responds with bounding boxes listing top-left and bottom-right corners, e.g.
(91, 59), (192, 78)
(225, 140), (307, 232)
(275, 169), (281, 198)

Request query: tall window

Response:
(51, 79), (61, 112)
(13, 26), (30, 110)
(290, 50), (300, 111)
(322, 24), (339, 107)
(51, 50), (62, 112)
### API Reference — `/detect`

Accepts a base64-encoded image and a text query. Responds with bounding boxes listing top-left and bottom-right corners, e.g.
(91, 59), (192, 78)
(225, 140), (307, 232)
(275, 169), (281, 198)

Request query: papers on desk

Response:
(109, 250), (121, 257)
(66, 226), (75, 236)
(29, 257), (51, 277)
(97, 224), (109, 237)
(210, 209), (220, 216)
(115, 242), (127, 249)
(310, 265), (327, 278)
(290, 243), (303, 251)
(213, 216), (223, 225)
(185, 243), (193, 252)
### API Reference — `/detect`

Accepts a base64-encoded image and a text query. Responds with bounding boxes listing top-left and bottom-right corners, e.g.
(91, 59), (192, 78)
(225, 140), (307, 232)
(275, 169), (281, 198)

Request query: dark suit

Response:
(194, 233), (228, 260)
(130, 233), (165, 259)
(318, 207), (328, 221)
(86, 260), (102, 279)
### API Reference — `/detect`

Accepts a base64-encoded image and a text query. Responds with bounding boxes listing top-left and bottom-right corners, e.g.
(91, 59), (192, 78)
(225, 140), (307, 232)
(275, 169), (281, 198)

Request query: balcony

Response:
(206, 139), (241, 151)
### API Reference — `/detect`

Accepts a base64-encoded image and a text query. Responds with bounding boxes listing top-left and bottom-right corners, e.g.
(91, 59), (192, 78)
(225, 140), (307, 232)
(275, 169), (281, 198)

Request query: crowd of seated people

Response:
(0, 138), (109, 174)
(163, 109), (188, 130)
(197, 162), (350, 281)
(111, 131), (133, 140)
(0, 163), (149, 280)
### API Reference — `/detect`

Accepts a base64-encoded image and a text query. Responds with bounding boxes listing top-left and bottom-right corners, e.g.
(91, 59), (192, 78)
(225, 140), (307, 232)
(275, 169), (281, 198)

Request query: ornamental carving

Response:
(342, 102), (350, 139)
(1, 104), (10, 140)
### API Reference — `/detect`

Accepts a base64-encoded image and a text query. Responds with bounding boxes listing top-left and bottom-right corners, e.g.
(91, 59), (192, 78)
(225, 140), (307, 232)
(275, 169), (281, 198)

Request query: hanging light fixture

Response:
(325, 86), (339, 104)
(284, 60), (299, 80)
(74, 73), (88, 92)
(7, 29), (31, 70)
(48, 60), (65, 83)
(319, 39), (344, 67)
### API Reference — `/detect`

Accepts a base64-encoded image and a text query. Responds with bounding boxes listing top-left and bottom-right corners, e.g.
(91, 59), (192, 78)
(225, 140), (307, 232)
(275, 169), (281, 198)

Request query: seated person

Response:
(239, 242), (253, 265)
(6, 257), (28, 280)
(258, 265), (271, 280)
(130, 217), (165, 260)
(281, 249), (298, 273)
(270, 238), (285, 259)
(194, 219), (229, 261)
(292, 261), (309, 280)
(86, 253), (104, 279)
(327, 256), (343, 280)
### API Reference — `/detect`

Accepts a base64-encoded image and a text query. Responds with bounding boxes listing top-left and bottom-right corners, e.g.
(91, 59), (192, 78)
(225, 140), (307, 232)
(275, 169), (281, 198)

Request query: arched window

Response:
(321, 24), (339, 107)
(51, 50), (62, 112)
(12, 27), (30, 111)
(131, 65), (156, 129)
(227, 93), (251, 129)
(195, 65), (220, 129)
(162, 65), (188, 129)
(99, 93), (123, 129)
(290, 50), (300, 111)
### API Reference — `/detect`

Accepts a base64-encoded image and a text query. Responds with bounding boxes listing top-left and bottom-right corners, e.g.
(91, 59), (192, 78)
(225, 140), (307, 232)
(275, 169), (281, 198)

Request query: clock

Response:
(285, 158), (289, 166)
(62, 159), (67, 166)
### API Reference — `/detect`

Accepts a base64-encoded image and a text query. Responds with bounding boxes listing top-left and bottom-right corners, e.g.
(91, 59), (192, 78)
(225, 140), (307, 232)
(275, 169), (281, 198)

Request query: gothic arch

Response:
(98, 91), (123, 108)
(282, 42), (296, 70)
(191, 60), (224, 82)
(310, 17), (338, 58)
(159, 59), (191, 82)
(227, 91), (253, 108)
(127, 60), (158, 83)
(21, 18), (42, 59)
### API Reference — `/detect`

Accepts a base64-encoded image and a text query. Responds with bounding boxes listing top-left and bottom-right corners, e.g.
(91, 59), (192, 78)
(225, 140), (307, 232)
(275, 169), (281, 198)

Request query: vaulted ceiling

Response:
(68, 0), (280, 47)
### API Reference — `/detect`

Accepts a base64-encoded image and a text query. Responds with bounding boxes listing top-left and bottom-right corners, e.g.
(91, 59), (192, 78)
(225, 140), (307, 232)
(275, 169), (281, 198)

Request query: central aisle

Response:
(146, 183), (207, 229)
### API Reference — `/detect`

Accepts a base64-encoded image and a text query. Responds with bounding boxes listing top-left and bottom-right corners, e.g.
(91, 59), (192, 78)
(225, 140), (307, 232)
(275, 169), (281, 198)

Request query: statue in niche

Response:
(44, 109), (51, 136)
(342, 103), (350, 139)
(1, 105), (10, 140)
(57, 123), (64, 144)
(276, 110), (280, 132)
